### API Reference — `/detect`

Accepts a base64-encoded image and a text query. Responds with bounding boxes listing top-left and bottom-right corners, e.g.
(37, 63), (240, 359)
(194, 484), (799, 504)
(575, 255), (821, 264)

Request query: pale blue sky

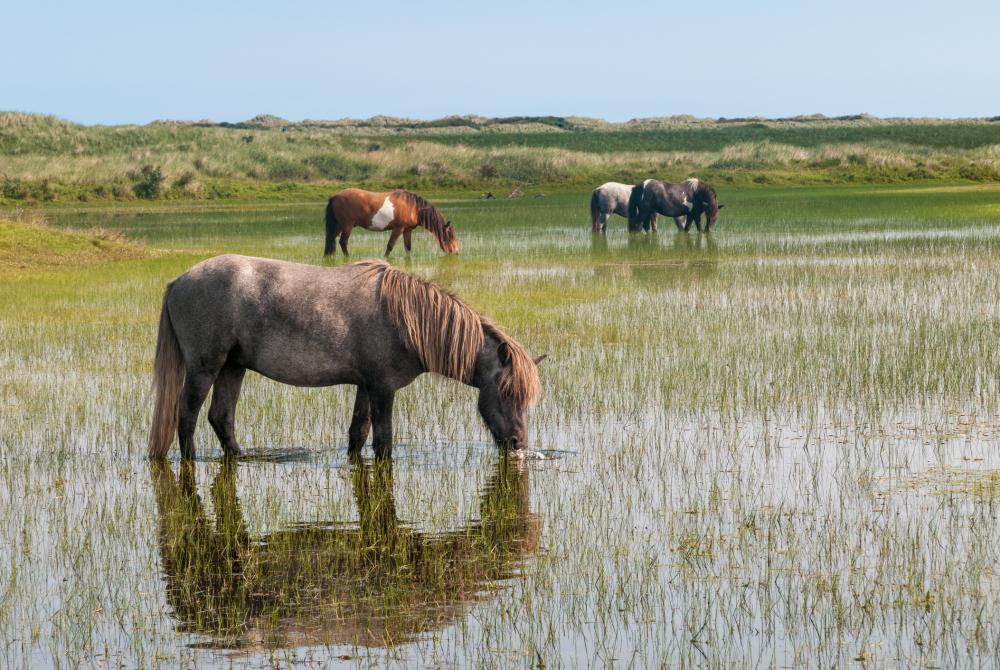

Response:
(3, 0), (999, 124)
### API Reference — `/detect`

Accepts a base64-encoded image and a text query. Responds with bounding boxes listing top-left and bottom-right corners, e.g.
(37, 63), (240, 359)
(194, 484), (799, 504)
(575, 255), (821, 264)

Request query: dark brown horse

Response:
(324, 188), (459, 256)
(627, 178), (724, 233)
(148, 255), (544, 460)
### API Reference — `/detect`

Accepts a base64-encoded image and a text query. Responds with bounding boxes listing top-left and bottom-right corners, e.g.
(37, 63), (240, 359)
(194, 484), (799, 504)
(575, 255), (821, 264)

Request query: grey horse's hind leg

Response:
(178, 370), (216, 460)
(208, 363), (246, 458)
(347, 386), (372, 457)
(369, 386), (396, 459)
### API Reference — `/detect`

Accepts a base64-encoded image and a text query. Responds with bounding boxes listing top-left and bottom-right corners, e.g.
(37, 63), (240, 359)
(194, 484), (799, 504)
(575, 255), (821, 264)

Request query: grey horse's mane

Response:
(356, 260), (541, 403)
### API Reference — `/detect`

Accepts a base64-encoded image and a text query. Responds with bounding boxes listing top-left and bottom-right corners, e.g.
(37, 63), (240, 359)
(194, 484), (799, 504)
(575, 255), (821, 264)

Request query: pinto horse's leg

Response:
(674, 216), (686, 231)
(338, 226), (352, 256)
(347, 386), (372, 457)
(369, 386), (396, 459)
(178, 370), (216, 460)
(402, 228), (413, 252)
(385, 228), (403, 256)
(208, 363), (246, 458)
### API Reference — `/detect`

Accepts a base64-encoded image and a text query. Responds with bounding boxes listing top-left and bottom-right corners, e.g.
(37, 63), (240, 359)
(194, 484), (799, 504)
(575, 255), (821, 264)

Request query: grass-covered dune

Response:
(0, 215), (148, 271)
(2, 112), (1000, 204)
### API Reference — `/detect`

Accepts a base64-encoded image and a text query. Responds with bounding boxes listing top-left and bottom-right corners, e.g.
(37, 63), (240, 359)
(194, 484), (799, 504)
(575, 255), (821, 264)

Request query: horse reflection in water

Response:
(151, 456), (540, 650)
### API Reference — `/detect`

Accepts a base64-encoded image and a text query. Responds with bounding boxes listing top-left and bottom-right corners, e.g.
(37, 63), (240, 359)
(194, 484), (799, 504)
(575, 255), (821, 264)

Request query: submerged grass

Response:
(2, 183), (1000, 667)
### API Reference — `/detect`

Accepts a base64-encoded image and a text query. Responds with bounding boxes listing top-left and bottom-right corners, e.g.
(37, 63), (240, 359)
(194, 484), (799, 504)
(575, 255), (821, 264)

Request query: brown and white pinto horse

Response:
(324, 188), (459, 256)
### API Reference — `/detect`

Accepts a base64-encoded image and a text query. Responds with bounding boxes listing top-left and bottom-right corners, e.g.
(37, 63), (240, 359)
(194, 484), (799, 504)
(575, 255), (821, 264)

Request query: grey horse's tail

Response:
(627, 184), (644, 232)
(324, 198), (340, 256)
(589, 189), (601, 227)
(148, 284), (185, 459)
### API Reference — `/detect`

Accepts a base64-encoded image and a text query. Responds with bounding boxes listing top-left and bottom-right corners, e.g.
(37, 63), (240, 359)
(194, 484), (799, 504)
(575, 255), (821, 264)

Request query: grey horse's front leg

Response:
(369, 387), (396, 459)
(347, 386), (372, 457)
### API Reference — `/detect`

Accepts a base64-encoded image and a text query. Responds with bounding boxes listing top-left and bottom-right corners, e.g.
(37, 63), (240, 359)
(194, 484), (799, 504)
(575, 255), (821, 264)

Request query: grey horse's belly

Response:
(241, 338), (361, 387)
(232, 311), (365, 387)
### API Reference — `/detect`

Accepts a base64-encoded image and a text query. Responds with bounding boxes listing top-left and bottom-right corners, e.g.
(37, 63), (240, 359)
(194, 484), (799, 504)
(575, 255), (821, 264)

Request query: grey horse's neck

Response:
(469, 330), (502, 390)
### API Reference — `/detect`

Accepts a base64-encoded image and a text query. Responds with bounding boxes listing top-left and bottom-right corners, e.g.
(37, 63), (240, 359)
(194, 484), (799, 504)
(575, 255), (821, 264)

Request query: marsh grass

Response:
(2, 183), (1000, 666)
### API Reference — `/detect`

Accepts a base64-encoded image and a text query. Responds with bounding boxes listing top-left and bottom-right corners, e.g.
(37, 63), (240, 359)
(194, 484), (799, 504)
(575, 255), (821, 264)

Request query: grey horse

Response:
(628, 178), (724, 233)
(589, 182), (639, 233)
(148, 255), (545, 460)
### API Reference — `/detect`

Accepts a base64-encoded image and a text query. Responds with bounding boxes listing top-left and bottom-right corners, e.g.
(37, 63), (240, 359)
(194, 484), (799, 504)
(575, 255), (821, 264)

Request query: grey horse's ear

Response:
(498, 341), (512, 366)
(533, 354), (548, 365)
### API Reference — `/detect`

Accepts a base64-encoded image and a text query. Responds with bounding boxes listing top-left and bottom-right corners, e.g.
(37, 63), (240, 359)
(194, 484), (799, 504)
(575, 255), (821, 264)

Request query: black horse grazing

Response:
(147, 255), (545, 460)
(628, 178), (724, 233)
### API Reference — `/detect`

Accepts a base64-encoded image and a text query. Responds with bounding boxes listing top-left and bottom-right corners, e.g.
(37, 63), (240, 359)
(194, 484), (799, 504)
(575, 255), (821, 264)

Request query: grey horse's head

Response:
(475, 341), (545, 450)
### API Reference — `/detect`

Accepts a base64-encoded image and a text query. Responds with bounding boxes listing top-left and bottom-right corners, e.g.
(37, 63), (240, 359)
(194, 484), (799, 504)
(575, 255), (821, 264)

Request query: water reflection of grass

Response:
(152, 455), (538, 651)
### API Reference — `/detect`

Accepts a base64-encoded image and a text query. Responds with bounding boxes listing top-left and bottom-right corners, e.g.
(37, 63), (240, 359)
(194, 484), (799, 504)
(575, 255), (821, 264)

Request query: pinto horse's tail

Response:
(148, 285), (185, 459)
(324, 198), (340, 256)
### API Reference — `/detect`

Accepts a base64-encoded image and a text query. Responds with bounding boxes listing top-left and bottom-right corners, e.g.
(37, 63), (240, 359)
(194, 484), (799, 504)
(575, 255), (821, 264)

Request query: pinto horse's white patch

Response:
(681, 196), (693, 211)
(370, 197), (395, 230)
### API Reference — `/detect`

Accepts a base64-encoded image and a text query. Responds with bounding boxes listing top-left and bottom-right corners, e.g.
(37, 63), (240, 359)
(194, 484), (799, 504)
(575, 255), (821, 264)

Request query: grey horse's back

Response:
(165, 255), (402, 388)
(594, 182), (633, 217)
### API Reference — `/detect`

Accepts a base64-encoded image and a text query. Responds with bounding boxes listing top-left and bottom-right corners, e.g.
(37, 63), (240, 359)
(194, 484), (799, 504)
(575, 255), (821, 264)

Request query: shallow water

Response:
(5, 185), (1000, 667)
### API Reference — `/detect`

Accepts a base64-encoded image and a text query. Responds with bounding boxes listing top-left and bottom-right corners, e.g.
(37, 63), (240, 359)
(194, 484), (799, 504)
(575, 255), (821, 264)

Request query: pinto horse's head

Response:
(440, 220), (460, 254)
(476, 340), (545, 450)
